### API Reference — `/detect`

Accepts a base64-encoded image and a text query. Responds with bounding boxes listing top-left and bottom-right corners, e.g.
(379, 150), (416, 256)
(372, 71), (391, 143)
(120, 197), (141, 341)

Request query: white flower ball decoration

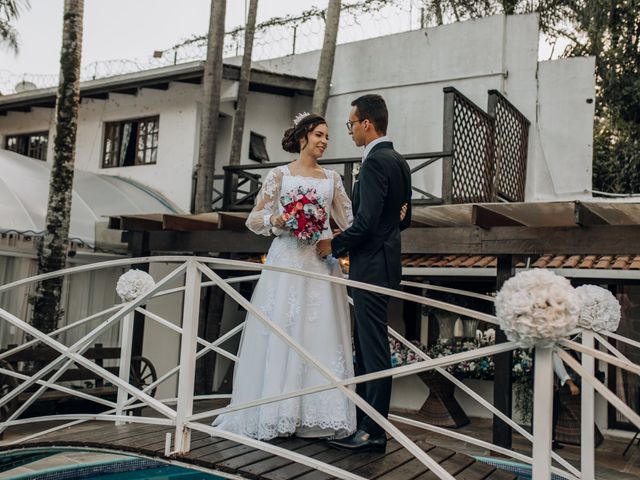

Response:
(495, 269), (581, 348)
(575, 285), (621, 332)
(116, 269), (156, 302)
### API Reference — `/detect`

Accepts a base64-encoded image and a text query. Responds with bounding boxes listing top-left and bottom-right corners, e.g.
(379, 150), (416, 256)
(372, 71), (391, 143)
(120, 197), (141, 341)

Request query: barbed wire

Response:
(0, 0), (450, 95)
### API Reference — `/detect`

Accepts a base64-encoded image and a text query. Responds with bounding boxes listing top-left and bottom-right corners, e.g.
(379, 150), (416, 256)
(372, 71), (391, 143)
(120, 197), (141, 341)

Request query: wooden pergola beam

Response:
(147, 230), (272, 253)
(472, 205), (525, 228)
(400, 225), (640, 255)
(162, 213), (219, 231)
(120, 214), (165, 231)
(575, 201), (609, 226)
(127, 225), (640, 255)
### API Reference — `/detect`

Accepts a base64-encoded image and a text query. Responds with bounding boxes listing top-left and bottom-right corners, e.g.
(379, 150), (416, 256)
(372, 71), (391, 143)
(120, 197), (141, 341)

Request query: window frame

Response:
(101, 115), (160, 169)
(4, 131), (49, 161)
(248, 131), (269, 163)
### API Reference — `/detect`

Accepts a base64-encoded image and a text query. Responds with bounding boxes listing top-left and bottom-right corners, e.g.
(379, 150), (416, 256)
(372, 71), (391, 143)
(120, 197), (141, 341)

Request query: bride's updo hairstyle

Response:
(281, 112), (326, 154)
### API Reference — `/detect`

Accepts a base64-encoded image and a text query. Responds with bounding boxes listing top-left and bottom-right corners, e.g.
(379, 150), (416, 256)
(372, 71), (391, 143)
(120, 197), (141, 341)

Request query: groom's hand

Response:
(400, 203), (408, 221)
(316, 239), (332, 258)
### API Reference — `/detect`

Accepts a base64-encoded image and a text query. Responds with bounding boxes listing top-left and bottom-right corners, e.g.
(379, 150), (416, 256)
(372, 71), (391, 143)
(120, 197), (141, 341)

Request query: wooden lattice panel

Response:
(449, 91), (496, 204)
(489, 91), (530, 202)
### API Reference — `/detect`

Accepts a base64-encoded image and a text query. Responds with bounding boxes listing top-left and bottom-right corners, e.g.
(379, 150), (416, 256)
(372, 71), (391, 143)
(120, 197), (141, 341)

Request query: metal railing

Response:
(219, 152), (453, 212)
(1, 257), (638, 480)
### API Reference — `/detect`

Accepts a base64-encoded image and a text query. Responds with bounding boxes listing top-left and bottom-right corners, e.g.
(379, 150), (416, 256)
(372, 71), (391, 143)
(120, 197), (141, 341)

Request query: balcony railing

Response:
(203, 87), (530, 212)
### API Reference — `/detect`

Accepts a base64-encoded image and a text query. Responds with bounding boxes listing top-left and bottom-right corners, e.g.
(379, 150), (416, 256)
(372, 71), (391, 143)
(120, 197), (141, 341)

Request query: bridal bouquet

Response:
(280, 186), (327, 244)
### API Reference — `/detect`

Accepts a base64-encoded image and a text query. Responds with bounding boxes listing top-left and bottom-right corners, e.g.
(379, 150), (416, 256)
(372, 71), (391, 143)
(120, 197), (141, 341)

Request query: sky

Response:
(0, 0), (326, 77)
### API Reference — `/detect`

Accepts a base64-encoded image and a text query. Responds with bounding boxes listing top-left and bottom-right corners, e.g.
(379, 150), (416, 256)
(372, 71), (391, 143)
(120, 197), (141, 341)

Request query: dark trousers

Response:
(352, 287), (392, 437)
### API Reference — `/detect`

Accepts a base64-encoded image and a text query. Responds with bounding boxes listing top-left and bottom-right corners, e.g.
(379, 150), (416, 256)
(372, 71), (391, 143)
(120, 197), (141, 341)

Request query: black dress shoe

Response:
(327, 429), (387, 453)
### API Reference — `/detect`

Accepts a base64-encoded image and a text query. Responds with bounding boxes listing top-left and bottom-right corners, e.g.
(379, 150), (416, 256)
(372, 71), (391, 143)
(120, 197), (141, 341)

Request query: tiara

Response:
(293, 111), (311, 127)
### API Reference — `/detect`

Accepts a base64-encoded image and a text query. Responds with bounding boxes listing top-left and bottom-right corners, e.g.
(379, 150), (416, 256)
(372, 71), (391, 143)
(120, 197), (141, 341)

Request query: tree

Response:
(228, 0), (258, 169)
(571, 1), (640, 194)
(0, 0), (29, 52)
(31, 0), (84, 333)
(194, 0), (227, 213)
(311, 0), (341, 116)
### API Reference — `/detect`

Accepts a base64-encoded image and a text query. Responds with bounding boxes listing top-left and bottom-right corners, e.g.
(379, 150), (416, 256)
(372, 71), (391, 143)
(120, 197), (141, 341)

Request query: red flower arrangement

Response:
(280, 186), (327, 244)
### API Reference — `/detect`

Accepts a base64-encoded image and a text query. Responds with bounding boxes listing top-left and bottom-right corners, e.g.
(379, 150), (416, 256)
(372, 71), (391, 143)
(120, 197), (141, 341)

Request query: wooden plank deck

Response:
(0, 421), (517, 479)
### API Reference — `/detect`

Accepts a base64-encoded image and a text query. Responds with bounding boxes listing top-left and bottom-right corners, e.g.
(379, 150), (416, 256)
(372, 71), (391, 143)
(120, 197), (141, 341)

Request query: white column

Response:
(115, 311), (134, 425)
(581, 329), (595, 480)
(532, 346), (554, 480)
(174, 258), (202, 453)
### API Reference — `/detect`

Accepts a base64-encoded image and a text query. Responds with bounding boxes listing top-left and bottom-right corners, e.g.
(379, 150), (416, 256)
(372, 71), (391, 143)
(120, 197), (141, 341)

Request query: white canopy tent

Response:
(0, 150), (182, 348)
(0, 150), (180, 244)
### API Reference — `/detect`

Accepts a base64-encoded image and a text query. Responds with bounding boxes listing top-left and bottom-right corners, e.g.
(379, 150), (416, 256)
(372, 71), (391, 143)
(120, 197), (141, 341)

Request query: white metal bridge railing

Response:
(0, 256), (638, 480)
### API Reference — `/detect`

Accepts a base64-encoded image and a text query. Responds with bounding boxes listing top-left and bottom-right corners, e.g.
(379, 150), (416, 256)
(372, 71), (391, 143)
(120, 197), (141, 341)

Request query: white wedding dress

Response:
(213, 165), (357, 440)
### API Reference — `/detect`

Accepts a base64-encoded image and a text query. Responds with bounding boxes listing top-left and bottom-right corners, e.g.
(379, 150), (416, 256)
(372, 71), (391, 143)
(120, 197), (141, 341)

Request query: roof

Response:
(0, 61), (316, 115)
(0, 150), (180, 244)
(402, 254), (640, 270)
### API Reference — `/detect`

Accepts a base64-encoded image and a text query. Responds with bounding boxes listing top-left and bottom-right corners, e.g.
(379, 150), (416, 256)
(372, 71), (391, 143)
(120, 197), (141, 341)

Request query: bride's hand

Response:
(270, 214), (287, 229)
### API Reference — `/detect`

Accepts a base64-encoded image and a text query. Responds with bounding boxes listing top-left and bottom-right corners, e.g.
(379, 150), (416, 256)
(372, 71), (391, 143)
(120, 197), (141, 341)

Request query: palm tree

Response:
(194, 0), (227, 213)
(311, 0), (341, 116)
(228, 0), (258, 169)
(31, 0), (84, 333)
(0, 0), (29, 52)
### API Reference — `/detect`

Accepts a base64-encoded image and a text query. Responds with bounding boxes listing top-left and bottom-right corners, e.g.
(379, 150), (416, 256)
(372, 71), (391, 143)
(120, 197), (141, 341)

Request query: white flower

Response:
(495, 269), (580, 348)
(483, 328), (496, 344)
(116, 269), (156, 302)
(575, 285), (621, 332)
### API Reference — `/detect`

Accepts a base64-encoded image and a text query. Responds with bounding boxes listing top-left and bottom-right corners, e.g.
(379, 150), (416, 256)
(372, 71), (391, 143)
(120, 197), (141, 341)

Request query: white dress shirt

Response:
(362, 135), (391, 162)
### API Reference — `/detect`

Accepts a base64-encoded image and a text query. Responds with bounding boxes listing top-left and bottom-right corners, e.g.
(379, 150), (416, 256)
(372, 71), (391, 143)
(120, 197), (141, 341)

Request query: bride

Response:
(213, 113), (357, 440)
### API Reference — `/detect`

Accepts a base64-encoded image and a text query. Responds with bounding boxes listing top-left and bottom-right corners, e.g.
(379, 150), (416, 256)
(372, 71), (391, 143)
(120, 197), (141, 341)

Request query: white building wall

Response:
(0, 107), (56, 161)
(242, 92), (312, 167)
(260, 13), (594, 201)
(73, 83), (200, 212)
(535, 57), (596, 200)
(0, 84), (306, 212)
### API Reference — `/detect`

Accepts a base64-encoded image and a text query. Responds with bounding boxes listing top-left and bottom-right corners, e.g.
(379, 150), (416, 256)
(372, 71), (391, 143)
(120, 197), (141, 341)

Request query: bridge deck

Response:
(0, 421), (517, 479)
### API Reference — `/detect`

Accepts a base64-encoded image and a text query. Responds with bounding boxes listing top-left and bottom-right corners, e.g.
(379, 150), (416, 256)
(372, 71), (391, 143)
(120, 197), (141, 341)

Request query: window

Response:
(4, 132), (48, 160)
(102, 116), (159, 168)
(249, 131), (269, 163)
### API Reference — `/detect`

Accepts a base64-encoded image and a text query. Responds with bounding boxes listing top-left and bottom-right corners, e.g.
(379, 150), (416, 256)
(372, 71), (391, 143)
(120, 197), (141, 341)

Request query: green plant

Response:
(389, 334), (535, 424)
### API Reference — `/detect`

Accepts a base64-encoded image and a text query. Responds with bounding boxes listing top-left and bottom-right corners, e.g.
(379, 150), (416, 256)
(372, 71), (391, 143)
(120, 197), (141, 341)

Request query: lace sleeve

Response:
(331, 170), (354, 231)
(245, 167), (283, 236)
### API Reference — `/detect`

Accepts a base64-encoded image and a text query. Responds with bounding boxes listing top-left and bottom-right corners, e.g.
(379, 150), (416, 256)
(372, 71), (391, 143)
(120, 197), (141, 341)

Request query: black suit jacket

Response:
(331, 141), (412, 288)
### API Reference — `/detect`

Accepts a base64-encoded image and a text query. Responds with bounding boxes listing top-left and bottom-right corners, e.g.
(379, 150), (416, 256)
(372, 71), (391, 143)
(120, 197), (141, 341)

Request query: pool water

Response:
(475, 456), (565, 480)
(0, 451), (224, 480)
(78, 463), (222, 479)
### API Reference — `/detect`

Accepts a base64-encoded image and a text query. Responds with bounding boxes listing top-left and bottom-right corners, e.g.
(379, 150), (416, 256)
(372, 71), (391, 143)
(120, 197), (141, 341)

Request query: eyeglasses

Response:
(346, 118), (366, 132)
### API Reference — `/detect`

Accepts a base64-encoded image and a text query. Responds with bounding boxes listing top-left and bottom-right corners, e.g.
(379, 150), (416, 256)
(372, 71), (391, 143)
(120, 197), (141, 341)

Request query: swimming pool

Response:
(0, 450), (224, 480)
(475, 455), (566, 480)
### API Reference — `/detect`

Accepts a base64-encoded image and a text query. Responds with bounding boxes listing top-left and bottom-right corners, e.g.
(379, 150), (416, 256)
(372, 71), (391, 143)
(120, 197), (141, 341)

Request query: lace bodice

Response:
(245, 165), (353, 239)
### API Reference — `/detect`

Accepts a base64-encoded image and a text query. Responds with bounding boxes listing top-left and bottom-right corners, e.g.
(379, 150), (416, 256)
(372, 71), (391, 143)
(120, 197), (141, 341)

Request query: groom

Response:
(318, 94), (412, 451)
